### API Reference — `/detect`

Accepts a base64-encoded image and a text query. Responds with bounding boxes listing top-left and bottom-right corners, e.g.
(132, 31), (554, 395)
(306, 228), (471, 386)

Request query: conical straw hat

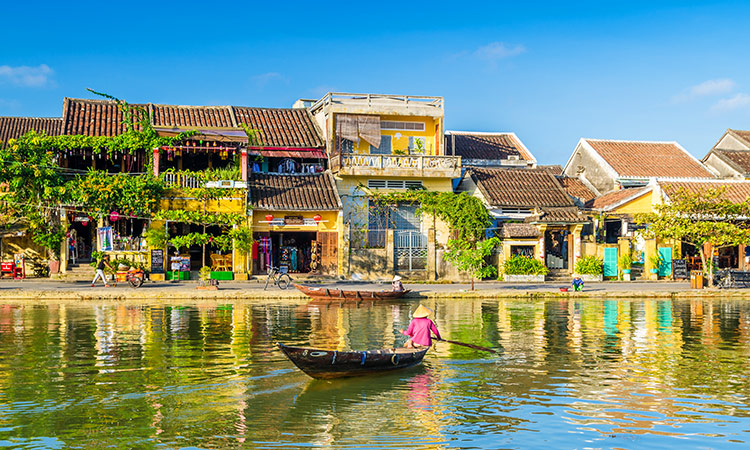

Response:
(412, 304), (432, 318)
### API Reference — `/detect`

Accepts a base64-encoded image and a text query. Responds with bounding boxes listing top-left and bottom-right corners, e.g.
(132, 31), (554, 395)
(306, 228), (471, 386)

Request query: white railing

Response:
(162, 173), (202, 189)
(341, 154), (461, 171)
(395, 230), (428, 249)
(310, 92), (444, 114)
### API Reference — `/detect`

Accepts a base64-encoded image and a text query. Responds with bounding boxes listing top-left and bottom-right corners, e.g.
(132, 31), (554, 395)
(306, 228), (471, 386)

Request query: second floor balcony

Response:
(333, 153), (462, 178)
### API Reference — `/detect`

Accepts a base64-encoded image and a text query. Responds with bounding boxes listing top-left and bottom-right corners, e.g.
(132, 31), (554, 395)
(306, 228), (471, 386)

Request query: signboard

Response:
(627, 223), (647, 233)
(170, 256), (190, 272)
(150, 249), (164, 274)
(672, 258), (688, 279)
(284, 215), (304, 225)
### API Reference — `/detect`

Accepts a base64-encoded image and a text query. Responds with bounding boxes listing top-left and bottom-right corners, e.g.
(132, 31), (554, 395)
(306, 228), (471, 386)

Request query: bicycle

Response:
(264, 265), (292, 290)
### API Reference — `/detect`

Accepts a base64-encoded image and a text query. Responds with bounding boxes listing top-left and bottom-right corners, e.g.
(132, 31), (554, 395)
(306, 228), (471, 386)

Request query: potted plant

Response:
(648, 254), (661, 275)
(197, 265), (218, 290)
(501, 255), (549, 282)
(619, 252), (633, 280)
(573, 256), (604, 282)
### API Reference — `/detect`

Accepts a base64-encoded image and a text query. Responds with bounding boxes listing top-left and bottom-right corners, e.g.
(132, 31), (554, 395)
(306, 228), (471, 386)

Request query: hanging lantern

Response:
(109, 211), (120, 222)
(265, 214), (274, 222)
(313, 214), (322, 223)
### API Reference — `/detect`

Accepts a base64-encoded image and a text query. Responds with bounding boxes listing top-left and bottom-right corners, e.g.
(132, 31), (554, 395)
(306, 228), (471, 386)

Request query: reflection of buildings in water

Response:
(94, 305), (116, 371)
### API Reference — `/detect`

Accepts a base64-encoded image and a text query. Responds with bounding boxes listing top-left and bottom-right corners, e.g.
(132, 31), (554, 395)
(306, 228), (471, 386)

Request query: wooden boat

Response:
(278, 343), (428, 379)
(293, 283), (411, 300)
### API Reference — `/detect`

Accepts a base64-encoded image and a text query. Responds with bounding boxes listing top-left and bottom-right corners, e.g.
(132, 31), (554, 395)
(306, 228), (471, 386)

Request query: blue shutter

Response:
(603, 247), (618, 277)
(658, 247), (672, 277)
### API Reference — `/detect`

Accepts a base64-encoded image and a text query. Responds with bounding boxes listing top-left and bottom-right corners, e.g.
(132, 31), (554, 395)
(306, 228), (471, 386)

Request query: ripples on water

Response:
(0, 298), (748, 449)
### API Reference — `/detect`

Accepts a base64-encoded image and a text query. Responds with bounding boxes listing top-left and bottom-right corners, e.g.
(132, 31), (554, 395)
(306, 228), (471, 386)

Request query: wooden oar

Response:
(435, 337), (501, 354)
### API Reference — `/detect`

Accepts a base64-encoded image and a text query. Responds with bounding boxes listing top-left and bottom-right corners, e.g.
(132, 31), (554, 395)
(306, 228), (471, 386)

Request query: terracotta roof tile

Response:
(584, 139), (714, 178)
(558, 176), (597, 203)
(63, 98), (146, 136)
(585, 187), (650, 211)
(496, 223), (540, 238)
(713, 150), (750, 174)
(249, 172), (340, 211)
(446, 132), (533, 161)
(0, 117), (62, 147)
(61, 98), (325, 150)
(469, 168), (574, 208)
(660, 180), (750, 204)
(538, 165), (563, 175)
(233, 107), (324, 149)
(729, 129), (750, 146)
(151, 104), (235, 128)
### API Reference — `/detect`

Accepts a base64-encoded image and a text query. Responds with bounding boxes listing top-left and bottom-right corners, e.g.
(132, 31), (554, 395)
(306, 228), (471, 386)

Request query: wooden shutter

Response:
(317, 232), (338, 274)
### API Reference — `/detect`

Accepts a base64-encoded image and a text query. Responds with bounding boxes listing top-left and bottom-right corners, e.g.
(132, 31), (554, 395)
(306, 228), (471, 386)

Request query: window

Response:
(500, 207), (532, 215)
(367, 180), (424, 190)
(381, 121), (425, 131)
(370, 135), (392, 155)
(340, 138), (354, 154)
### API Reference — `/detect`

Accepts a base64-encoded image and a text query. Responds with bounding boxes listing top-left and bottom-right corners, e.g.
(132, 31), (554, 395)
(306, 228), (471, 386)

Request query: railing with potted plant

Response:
(501, 255), (549, 282)
(573, 256), (604, 282)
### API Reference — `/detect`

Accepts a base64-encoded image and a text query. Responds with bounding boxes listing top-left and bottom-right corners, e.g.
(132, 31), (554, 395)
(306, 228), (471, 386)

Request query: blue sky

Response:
(2, 1), (750, 164)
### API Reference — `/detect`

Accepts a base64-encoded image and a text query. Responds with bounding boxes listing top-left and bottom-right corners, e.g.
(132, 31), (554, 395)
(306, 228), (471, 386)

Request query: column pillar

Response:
(152, 148), (160, 178)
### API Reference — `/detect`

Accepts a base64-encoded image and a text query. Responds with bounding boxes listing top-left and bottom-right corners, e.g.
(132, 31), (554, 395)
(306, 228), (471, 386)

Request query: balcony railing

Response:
(162, 173), (246, 189)
(335, 154), (461, 177)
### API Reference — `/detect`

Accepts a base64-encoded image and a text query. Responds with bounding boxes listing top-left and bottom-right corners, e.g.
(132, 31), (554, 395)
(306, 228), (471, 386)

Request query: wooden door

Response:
(658, 247), (672, 277)
(317, 232), (338, 274)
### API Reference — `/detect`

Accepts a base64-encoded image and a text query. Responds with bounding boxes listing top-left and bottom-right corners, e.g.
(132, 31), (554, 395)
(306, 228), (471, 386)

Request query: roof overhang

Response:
(154, 126), (248, 143)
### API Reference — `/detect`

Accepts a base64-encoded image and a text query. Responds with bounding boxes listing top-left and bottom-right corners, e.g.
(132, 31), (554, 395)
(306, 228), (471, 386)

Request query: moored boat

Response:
(278, 343), (428, 379)
(293, 283), (411, 300)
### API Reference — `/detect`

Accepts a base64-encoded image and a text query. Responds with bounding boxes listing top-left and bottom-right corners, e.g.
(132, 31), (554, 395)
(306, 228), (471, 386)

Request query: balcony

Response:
(162, 172), (247, 190)
(333, 154), (461, 178)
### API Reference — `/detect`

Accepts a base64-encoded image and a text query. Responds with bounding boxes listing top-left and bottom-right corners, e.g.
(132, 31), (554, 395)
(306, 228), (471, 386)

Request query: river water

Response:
(0, 297), (748, 449)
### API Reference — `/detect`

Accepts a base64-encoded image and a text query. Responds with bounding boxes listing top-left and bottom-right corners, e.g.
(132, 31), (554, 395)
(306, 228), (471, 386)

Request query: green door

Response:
(658, 247), (672, 277)
(604, 247), (618, 277)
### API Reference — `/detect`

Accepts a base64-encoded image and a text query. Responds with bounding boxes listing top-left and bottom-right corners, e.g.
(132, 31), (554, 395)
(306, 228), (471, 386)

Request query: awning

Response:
(249, 148), (327, 159)
(154, 127), (248, 143)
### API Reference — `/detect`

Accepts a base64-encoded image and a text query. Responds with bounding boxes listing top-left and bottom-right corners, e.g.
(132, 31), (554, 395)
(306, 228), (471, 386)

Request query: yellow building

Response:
(307, 93), (461, 280)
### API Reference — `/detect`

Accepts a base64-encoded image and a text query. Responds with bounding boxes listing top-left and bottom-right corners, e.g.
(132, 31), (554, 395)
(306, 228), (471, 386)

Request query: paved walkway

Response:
(0, 278), (745, 301)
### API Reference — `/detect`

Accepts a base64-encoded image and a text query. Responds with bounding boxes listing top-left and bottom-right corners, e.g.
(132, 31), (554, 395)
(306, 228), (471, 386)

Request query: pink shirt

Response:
(402, 317), (441, 347)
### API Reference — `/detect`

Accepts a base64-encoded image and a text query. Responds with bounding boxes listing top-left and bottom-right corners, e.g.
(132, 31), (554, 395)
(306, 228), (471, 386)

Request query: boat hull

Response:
(278, 343), (428, 379)
(293, 283), (410, 300)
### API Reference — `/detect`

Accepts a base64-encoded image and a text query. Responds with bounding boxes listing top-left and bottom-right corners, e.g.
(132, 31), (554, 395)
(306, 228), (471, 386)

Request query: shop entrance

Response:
(253, 231), (336, 275)
(545, 229), (569, 270)
(68, 220), (94, 264)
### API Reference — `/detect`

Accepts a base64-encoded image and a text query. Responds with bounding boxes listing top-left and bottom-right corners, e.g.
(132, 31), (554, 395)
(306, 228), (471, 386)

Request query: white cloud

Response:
(0, 64), (54, 87)
(711, 93), (750, 112)
(673, 78), (736, 103)
(473, 42), (526, 64)
(252, 72), (286, 87)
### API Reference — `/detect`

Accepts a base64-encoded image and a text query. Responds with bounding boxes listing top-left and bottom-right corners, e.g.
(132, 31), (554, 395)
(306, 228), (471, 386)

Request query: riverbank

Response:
(0, 278), (747, 301)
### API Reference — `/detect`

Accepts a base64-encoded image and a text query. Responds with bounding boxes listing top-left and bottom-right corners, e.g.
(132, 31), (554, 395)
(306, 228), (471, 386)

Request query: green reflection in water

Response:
(0, 298), (748, 449)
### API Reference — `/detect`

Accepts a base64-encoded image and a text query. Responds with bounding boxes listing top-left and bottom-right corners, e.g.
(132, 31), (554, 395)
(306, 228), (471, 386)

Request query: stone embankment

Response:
(1, 280), (749, 301)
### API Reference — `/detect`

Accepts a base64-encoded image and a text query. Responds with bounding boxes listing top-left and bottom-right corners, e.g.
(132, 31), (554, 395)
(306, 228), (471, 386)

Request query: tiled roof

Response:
(0, 117), (62, 147)
(468, 168), (574, 208)
(729, 129), (750, 146)
(538, 165), (563, 175)
(249, 172), (341, 211)
(151, 104), (235, 128)
(713, 149), (750, 174)
(659, 180), (750, 204)
(558, 176), (597, 203)
(61, 98), (324, 149)
(234, 107), (324, 149)
(445, 132), (534, 161)
(583, 139), (714, 178)
(496, 223), (540, 238)
(525, 206), (587, 224)
(63, 98), (147, 136)
(585, 187), (650, 211)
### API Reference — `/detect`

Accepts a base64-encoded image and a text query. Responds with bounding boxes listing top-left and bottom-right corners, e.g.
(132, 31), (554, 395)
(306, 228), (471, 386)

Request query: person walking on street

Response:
(92, 255), (112, 287)
(401, 304), (441, 348)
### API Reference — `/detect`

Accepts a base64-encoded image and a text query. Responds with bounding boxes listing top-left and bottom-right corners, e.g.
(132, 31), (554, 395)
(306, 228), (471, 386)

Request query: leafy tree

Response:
(635, 186), (750, 286)
(446, 237), (500, 290)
